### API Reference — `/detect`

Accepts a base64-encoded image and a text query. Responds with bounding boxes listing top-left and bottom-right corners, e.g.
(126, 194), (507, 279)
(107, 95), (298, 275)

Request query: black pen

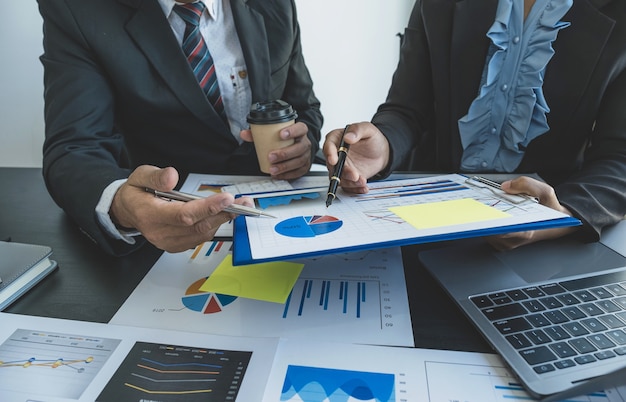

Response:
(326, 125), (351, 207)
(145, 188), (276, 218)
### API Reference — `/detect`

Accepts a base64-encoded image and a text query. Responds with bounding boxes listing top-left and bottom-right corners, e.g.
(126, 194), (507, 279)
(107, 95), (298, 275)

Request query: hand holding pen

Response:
(109, 165), (269, 253)
(146, 188), (276, 217)
(326, 125), (351, 207)
(322, 122), (391, 196)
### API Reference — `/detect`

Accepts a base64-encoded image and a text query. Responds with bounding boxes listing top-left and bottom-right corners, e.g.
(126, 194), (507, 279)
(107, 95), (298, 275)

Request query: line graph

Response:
(97, 341), (252, 402)
(0, 329), (120, 400)
(1, 356), (94, 371)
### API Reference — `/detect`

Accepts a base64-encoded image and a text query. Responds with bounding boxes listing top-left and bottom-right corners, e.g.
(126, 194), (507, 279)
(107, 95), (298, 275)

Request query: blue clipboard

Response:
(231, 174), (581, 265)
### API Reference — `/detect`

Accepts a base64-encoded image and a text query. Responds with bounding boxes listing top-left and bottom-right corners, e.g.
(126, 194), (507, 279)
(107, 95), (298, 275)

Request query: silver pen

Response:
(467, 176), (539, 204)
(145, 188), (276, 218)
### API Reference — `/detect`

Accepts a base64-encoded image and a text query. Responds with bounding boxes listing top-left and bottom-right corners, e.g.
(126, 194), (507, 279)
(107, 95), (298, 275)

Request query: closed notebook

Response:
(0, 241), (58, 310)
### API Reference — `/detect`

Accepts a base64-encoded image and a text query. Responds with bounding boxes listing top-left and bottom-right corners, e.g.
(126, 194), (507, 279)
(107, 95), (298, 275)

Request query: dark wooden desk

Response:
(0, 167), (491, 353)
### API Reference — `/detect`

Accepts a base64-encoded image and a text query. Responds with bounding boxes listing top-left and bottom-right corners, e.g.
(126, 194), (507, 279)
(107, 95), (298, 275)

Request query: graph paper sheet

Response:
(233, 173), (581, 265)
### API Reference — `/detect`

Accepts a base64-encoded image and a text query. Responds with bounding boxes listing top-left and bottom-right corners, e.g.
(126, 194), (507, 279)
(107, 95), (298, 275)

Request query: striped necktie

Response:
(173, 2), (227, 124)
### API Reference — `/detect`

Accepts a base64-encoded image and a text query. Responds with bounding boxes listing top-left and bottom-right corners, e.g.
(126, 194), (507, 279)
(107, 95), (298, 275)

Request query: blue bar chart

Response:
(110, 245), (414, 347)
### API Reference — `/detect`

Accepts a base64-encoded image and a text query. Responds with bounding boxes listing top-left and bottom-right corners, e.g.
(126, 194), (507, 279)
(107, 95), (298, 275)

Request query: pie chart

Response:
(182, 277), (237, 314)
(275, 215), (343, 238)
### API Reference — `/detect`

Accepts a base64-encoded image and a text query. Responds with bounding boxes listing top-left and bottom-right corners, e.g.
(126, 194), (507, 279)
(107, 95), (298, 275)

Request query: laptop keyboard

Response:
(471, 270), (626, 374)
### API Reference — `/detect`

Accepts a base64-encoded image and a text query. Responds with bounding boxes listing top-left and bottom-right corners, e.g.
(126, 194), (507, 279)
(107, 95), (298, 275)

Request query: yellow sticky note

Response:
(199, 255), (304, 303)
(389, 198), (510, 229)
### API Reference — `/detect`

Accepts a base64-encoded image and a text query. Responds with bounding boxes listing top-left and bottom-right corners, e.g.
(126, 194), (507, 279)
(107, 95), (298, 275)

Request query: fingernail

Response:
(280, 130), (290, 139)
(268, 153), (277, 162)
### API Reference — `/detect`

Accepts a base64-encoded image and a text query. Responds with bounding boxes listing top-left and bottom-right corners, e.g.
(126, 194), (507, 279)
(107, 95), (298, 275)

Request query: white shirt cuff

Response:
(95, 179), (140, 244)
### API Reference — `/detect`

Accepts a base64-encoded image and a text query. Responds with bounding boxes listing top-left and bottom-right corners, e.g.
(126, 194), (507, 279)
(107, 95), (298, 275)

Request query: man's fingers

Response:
(127, 165), (179, 192)
(156, 192), (236, 227)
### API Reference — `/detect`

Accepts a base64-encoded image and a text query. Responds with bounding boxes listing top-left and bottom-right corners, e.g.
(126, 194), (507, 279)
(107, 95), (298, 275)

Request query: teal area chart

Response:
(281, 365), (395, 402)
(275, 215), (343, 238)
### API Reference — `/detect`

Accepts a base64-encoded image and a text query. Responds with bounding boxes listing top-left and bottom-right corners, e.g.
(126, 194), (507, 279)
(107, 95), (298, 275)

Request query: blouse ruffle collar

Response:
(458, 0), (572, 172)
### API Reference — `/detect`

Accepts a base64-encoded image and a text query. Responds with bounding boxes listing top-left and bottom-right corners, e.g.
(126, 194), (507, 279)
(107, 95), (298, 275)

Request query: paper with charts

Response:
(109, 241), (414, 347)
(262, 338), (626, 402)
(0, 312), (277, 402)
(232, 173), (581, 264)
(179, 173), (330, 238)
(1, 313), (624, 402)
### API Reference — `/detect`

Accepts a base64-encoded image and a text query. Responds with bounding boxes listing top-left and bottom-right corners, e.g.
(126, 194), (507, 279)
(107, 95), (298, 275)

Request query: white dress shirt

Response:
(96, 0), (252, 243)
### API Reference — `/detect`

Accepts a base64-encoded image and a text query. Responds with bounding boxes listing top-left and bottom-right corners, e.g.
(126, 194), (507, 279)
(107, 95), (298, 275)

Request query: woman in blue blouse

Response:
(323, 0), (626, 250)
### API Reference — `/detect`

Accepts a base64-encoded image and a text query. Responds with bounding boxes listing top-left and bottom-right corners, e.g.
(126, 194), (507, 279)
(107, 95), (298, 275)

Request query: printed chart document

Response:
(0, 312), (278, 402)
(110, 241), (414, 347)
(2, 313), (623, 402)
(179, 173), (329, 237)
(262, 338), (626, 402)
(232, 173), (581, 264)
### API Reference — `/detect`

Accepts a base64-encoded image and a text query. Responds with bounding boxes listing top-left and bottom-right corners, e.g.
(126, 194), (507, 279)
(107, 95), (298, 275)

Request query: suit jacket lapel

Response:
(230, 0), (270, 99)
(450, 0), (498, 119)
(119, 0), (233, 137)
(449, 0), (498, 164)
(544, 0), (615, 124)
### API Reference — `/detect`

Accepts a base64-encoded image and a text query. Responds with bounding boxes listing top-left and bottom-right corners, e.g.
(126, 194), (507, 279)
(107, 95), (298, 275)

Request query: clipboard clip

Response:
(464, 176), (538, 204)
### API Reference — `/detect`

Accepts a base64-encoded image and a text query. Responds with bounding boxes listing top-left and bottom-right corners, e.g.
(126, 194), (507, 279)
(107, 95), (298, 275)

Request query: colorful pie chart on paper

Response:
(182, 277), (237, 314)
(275, 215), (343, 238)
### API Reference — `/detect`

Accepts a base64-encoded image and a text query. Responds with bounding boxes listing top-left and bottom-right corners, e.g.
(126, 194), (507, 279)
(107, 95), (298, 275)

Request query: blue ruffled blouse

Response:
(458, 0), (572, 172)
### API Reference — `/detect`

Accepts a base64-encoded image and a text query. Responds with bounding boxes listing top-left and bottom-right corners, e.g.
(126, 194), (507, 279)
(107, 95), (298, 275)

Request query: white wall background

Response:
(0, 1), (414, 167)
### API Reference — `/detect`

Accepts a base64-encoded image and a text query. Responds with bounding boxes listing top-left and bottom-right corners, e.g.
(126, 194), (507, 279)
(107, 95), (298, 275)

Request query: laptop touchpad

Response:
(492, 239), (626, 283)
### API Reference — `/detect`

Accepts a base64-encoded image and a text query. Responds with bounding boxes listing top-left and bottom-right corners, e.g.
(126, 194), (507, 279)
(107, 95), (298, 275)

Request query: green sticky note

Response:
(389, 198), (510, 229)
(199, 255), (304, 303)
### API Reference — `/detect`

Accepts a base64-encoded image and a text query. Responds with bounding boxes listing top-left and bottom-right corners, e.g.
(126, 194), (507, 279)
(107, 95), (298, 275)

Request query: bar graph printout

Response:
(233, 173), (581, 264)
(109, 241), (414, 347)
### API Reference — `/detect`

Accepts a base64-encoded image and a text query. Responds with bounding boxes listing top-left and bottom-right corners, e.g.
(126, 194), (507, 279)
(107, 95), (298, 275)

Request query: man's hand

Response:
(110, 165), (252, 253)
(486, 176), (579, 250)
(240, 121), (312, 180)
(323, 122), (390, 194)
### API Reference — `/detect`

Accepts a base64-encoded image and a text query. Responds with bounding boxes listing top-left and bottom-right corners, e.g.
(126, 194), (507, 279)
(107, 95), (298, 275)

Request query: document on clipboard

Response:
(178, 173), (330, 238)
(232, 173), (581, 265)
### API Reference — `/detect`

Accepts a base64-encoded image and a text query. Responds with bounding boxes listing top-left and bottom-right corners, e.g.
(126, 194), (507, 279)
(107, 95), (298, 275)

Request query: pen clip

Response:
(464, 176), (537, 204)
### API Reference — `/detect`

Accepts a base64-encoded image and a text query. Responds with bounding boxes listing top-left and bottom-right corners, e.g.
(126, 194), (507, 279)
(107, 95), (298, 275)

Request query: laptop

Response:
(419, 220), (626, 401)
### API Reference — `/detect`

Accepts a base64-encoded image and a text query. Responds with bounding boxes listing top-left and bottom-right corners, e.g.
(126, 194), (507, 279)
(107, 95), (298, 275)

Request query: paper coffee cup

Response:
(247, 100), (298, 173)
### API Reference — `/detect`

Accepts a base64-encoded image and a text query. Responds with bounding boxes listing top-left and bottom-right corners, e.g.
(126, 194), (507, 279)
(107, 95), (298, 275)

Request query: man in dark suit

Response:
(324, 0), (626, 250)
(37, 0), (322, 255)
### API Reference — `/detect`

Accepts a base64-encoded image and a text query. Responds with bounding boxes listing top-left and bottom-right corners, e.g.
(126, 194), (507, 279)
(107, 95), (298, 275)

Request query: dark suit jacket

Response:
(37, 0), (322, 255)
(373, 0), (626, 241)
